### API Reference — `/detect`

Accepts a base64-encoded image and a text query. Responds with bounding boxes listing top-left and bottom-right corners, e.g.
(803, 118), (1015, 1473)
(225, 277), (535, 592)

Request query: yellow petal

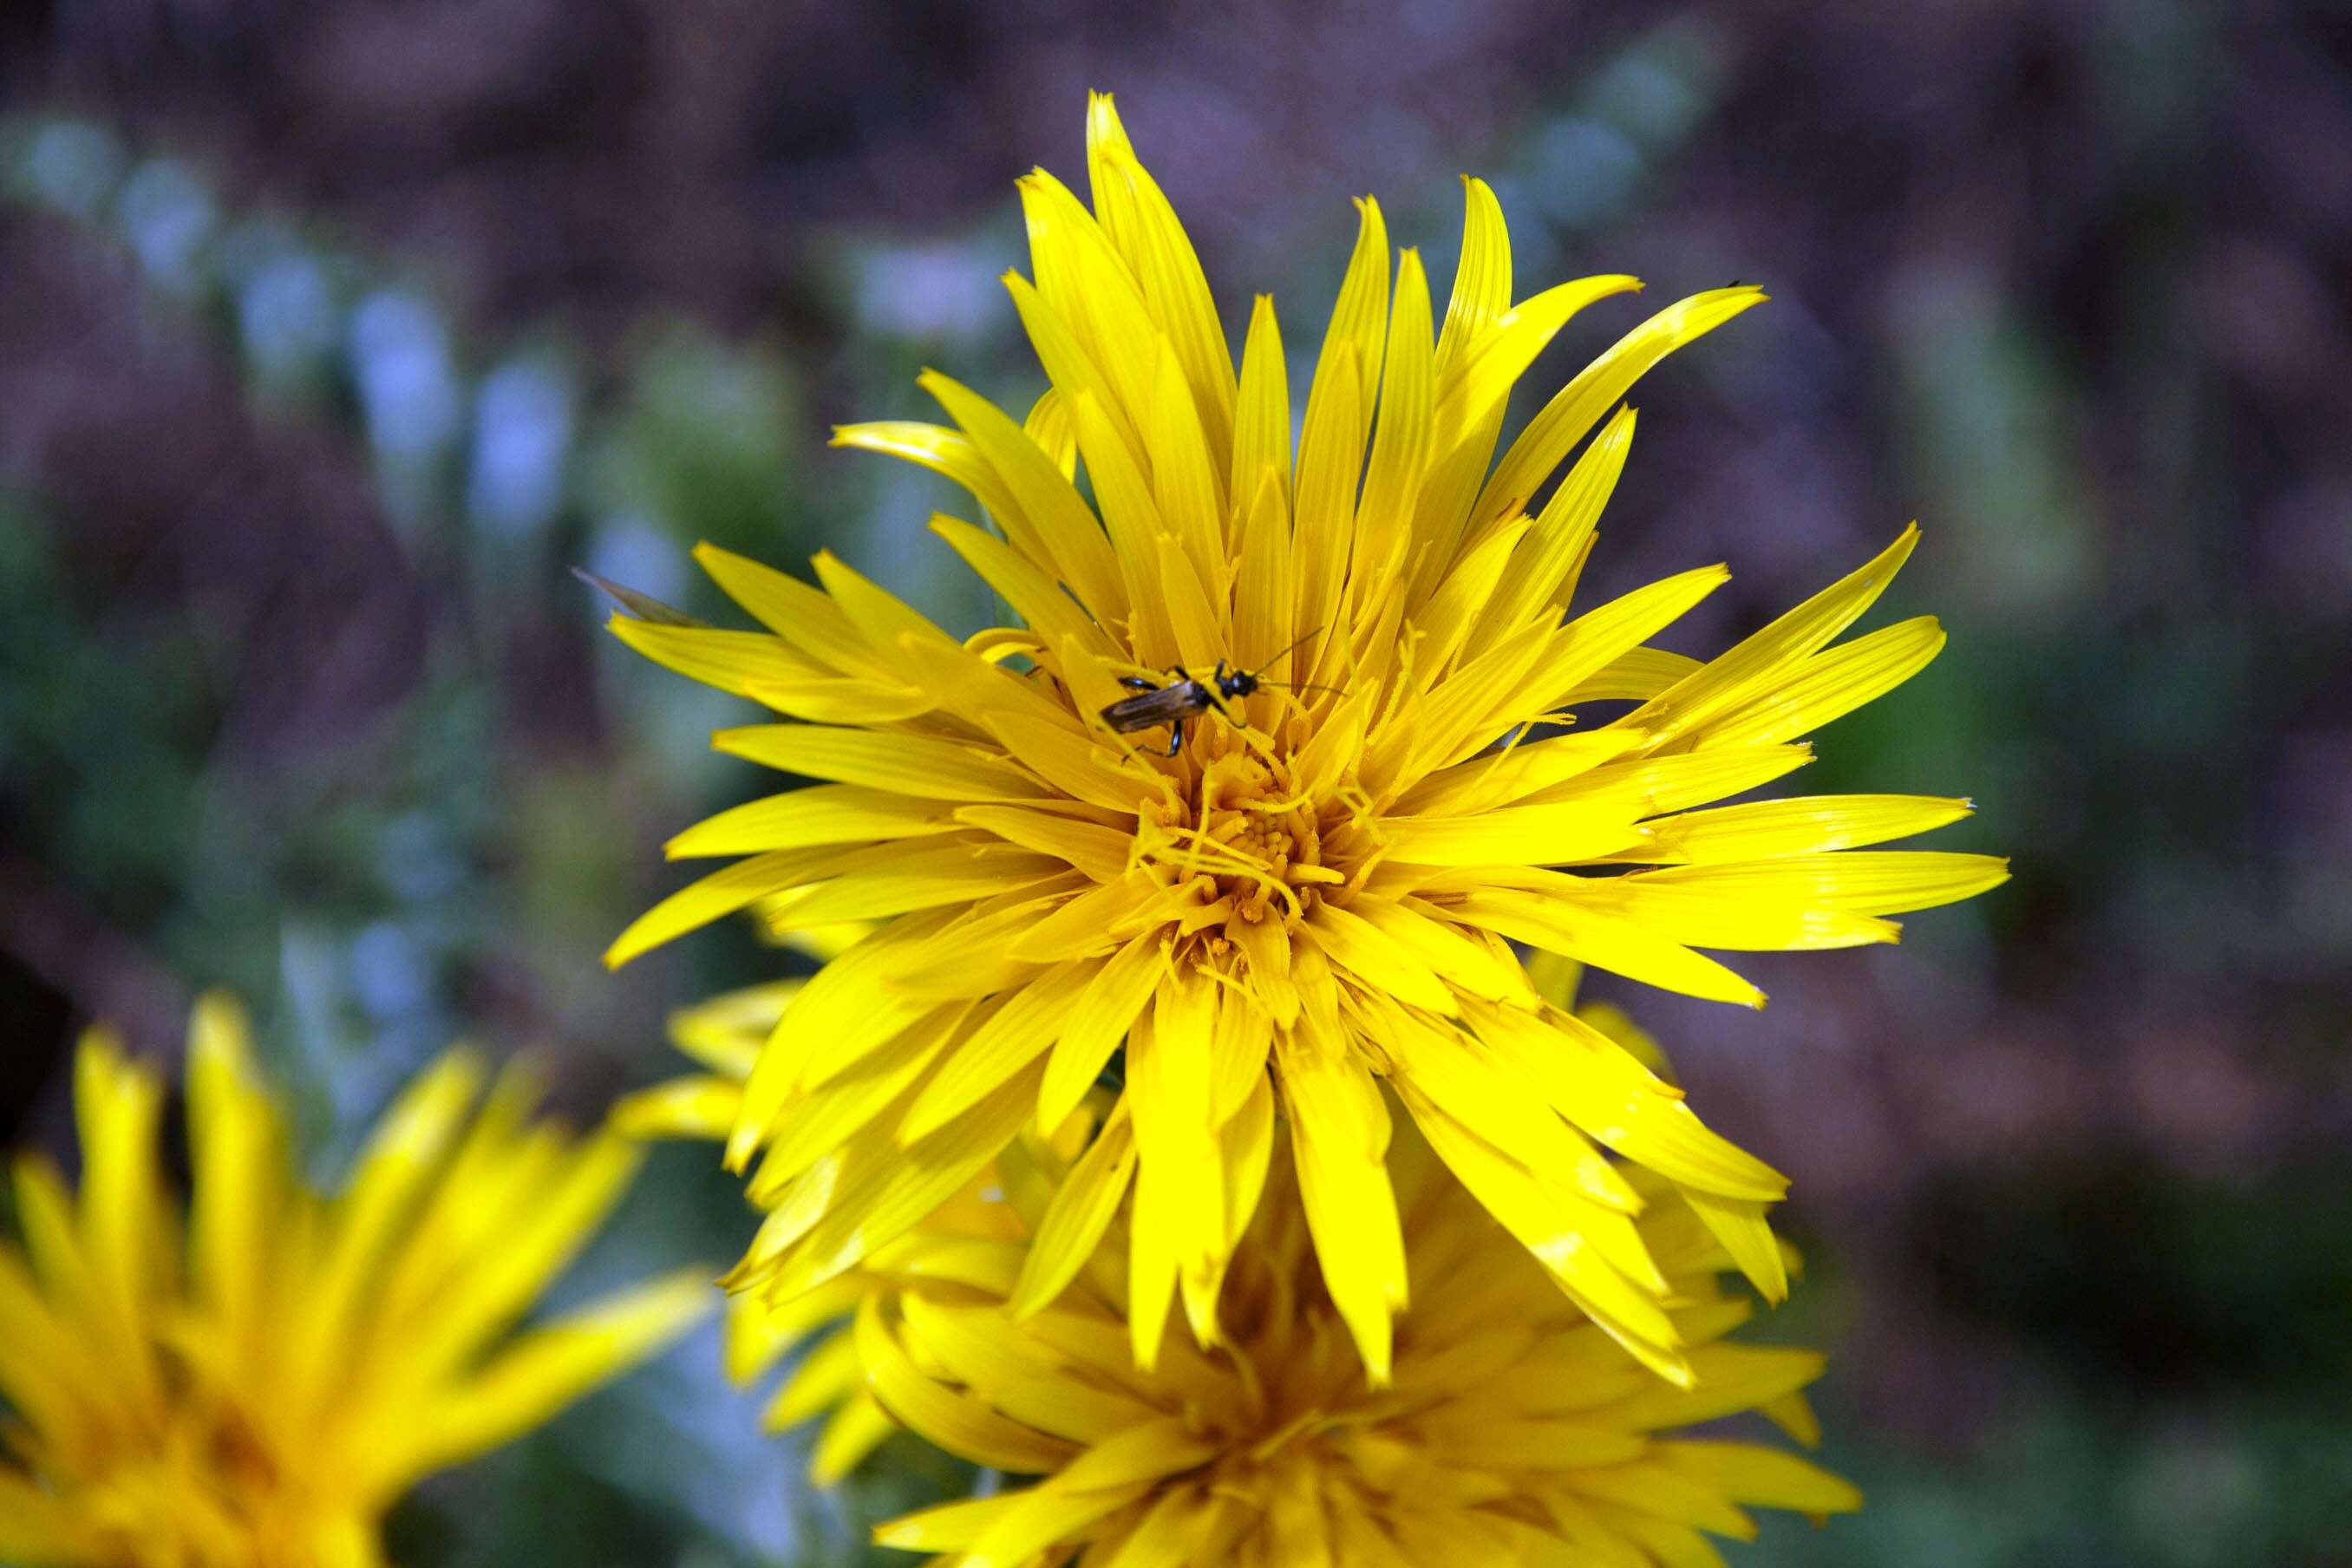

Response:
(1478, 284), (1765, 526)
(768, 1068), (1040, 1297)
(1232, 470), (1297, 679)
(1624, 851), (2012, 919)
(186, 993), (281, 1357)
(931, 513), (1120, 661)
(831, 419), (1018, 526)
(1218, 1074), (1276, 1251)
(607, 846), (878, 968)
(1382, 801), (1649, 869)
(1024, 387), (1077, 480)
(1009, 268), (1147, 478)
(604, 617), (831, 702)
(1433, 272), (1640, 466)
(1517, 564), (1730, 714)
(919, 369), (1127, 624)
(1010, 1102), (1138, 1319)
(1683, 1189), (1789, 1303)
(693, 542), (908, 683)
(1293, 193), (1388, 652)
(664, 785), (957, 859)
(74, 1030), (167, 1346)
(1304, 902), (1460, 1015)
(1656, 1441), (1863, 1516)
(898, 961), (1099, 1144)
(872, 1493), (1027, 1552)
(1039, 931), (1167, 1129)
(1614, 794), (1976, 864)
(1349, 247), (1434, 601)
(1626, 525), (1921, 748)
(1564, 644), (1705, 703)
(1017, 167), (1163, 443)
(728, 913), (959, 1159)
(1467, 403), (1637, 660)
(395, 1266), (712, 1476)
(1380, 1009), (1639, 1215)
(1008, 874), (1166, 964)
(957, 803), (1134, 882)
(1153, 525), (1229, 675)
(761, 846), (1072, 933)
(1427, 1415), (1647, 1469)
(611, 1075), (744, 1144)
(854, 1296), (1074, 1473)
(1275, 1029), (1406, 1382)
(1433, 175), (1513, 378)
(748, 1004), (966, 1195)
(1478, 1008), (1785, 1205)
(1087, 118), (1236, 467)
(1452, 892), (1765, 1009)
(393, 1127), (647, 1389)
(712, 723), (1043, 801)
(1528, 743), (1818, 820)
(1400, 1088), (1687, 1385)
(1562, 877), (1901, 951)
(1230, 295), (1291, 506)
(986, 710), (1164, 814)
(1349, 895), (1530, 1004)
(1686, 614), (1947, 749)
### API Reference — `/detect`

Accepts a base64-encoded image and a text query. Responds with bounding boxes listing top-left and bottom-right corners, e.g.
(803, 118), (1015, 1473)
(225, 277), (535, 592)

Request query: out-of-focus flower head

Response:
(618, 976), (1075, 1486)
(0, 996), (712, 1568)
(625, 983), (1858, 1564)
(605, 92), (2005, 1384)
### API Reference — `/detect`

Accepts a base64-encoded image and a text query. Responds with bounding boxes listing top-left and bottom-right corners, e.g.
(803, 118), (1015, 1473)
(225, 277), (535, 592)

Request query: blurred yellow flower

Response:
(629, 977), (1828, 1526)
(0, 996), (712, 1568)
(629, 986), (1857, 1565)
(872, 1163), (1857, 1566)
(607, 94), (2004, 1384)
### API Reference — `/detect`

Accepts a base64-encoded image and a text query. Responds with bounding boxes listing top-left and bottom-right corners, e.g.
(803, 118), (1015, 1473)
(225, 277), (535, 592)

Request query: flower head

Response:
(641, 992), (1861, 1568)
(625, 986), (1859, 1561)
(866, 1155), (1858, 1566)
(0, 997), (711, 1567)
(608, 95), (2005, 1383)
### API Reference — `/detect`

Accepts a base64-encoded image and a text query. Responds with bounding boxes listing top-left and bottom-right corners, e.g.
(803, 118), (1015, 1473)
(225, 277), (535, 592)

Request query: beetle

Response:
(1097, 630), (1330, 755)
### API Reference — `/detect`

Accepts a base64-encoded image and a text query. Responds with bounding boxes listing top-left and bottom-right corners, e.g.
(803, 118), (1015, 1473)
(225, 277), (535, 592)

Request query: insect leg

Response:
(1119, 675), (1157, 691)
(1166, 717), (1185, 757)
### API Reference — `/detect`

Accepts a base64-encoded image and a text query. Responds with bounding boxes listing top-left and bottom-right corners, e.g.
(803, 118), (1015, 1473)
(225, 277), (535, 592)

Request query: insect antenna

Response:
(1244, 625), (1325, 681)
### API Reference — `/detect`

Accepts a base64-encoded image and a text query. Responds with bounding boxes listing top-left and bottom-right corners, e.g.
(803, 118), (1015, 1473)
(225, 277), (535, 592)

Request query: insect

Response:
(1097, 630), (1331, 756)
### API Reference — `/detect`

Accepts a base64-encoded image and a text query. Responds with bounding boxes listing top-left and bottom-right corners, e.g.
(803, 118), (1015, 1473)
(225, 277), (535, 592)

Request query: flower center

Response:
(1134, 741), (1343, 935)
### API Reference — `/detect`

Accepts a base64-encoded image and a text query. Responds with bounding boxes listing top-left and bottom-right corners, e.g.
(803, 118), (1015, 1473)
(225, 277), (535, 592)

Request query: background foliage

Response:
(2, 3), (2348, 1564)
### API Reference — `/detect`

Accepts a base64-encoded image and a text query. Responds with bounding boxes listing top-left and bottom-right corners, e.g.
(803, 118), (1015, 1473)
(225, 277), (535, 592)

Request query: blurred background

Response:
(2, 2), (2348, 1563)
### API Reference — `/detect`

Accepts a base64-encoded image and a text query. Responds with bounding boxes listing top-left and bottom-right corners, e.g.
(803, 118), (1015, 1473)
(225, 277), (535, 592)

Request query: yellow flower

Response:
(631, 986), (1859, 1568)
(626, 978), (1833, 1535)
(866, 1158), (1859, 1567)
(0, 996), (712, 1568)
(617, 977), (1061, 1486)
(606, 94), (2005, 1385)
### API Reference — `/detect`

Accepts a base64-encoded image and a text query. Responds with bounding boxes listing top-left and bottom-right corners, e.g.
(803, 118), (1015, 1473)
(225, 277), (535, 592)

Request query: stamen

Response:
(1146, 822), (1303, 924)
